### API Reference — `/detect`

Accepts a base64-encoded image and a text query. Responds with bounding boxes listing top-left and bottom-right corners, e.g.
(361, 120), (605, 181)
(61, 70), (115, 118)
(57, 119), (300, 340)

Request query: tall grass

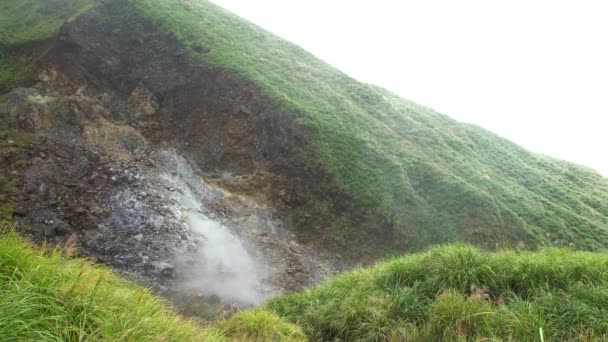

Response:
(4, 224), (606, 341)
(0, 0), (93, 47)
(268, 244), (608, 341)
(219, 309), (306, 341)
(0, 226), (303, 341)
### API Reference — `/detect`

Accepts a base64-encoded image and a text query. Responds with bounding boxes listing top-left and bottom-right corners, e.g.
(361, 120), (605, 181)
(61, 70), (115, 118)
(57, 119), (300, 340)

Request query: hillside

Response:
(128, 0), (608, 255)
(268, 244), (608, 341)
(1, 0), (607, 261)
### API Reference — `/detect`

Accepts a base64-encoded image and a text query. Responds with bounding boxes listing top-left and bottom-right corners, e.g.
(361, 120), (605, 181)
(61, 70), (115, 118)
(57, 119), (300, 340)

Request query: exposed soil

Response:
(0, 1), (346, 307)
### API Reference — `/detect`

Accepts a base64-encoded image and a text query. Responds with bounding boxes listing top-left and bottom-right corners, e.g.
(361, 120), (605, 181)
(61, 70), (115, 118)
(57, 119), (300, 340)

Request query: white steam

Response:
(160, 156), (270, 305)
(182, 210), (264, 304)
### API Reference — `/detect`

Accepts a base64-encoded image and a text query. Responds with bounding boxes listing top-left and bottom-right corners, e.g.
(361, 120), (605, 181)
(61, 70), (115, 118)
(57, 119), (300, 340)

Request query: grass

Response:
(219, 309), (306, 341)
(268, 244), (608, 341)
(124, 0), (608, 256)
(0, 0), (93, 47)
(0, 225), (304, 341)
(0, 49), (14, 84)
(3, 223), (607, 341)
(4, 223), (608, 341)
(0, 0), (94, 85)
(0, 222), (608, 341)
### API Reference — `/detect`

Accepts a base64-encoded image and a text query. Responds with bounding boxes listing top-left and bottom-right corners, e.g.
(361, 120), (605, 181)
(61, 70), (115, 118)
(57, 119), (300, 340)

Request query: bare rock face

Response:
(0, 1), (342, 307)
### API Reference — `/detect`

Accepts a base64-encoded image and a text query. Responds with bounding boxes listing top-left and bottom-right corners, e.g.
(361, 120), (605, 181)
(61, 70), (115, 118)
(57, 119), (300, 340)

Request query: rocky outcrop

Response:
(0, 2), (342, 307)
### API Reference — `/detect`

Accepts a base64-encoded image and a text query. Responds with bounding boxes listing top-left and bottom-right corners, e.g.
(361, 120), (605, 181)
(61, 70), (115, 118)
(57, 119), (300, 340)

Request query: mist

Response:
(181, 211), (265, 304)
(160, 154), (271, 306)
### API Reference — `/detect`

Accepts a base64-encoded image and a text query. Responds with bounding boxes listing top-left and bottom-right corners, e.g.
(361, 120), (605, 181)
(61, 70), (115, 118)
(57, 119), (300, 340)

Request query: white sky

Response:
(210, 0), (608, 176)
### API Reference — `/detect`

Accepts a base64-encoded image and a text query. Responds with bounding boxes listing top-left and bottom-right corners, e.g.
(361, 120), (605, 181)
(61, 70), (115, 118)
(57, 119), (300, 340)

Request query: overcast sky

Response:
(210, 0), (607, 176)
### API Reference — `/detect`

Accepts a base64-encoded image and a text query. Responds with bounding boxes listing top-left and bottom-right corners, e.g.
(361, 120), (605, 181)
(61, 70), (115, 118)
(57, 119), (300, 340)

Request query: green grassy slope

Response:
(268, 244), (608, 341)
(129, 0), (608, 253)
(0, 0), (93, 83)
(5, 223), (608, 342)
(0, 226), (305, 341)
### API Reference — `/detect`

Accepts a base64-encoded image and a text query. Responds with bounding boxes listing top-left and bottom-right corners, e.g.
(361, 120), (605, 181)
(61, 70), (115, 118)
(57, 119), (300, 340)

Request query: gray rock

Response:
(13, 207), (29, 217)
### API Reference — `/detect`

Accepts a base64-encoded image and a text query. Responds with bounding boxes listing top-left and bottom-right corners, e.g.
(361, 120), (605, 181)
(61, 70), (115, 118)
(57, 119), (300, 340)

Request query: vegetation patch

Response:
(3, 225), (607, 341)
(0, 0), (93, 46)
(0, 50), (14, 84)
(219, 309), (306, 341)
(0, 227), (219, 340)
(0, 0), (94, 84)
(0, 131), (32, 225)
(268, 244), (608, 341)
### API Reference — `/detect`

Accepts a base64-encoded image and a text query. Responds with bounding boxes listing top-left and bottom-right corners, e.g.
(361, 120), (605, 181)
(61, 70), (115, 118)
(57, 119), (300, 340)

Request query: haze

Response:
(210, 0), (608, 176)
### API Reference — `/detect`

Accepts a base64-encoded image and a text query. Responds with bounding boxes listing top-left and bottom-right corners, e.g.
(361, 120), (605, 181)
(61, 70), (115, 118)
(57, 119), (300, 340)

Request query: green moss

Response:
(0, 0), (94, 84)
(268, 244), (608, 341)
(0, 0), (94, 47)
(0, 130), (30, 148)
(0, 180), (15, 225)
(0, 50), (14, 84)
(0, 160), (16, 226)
